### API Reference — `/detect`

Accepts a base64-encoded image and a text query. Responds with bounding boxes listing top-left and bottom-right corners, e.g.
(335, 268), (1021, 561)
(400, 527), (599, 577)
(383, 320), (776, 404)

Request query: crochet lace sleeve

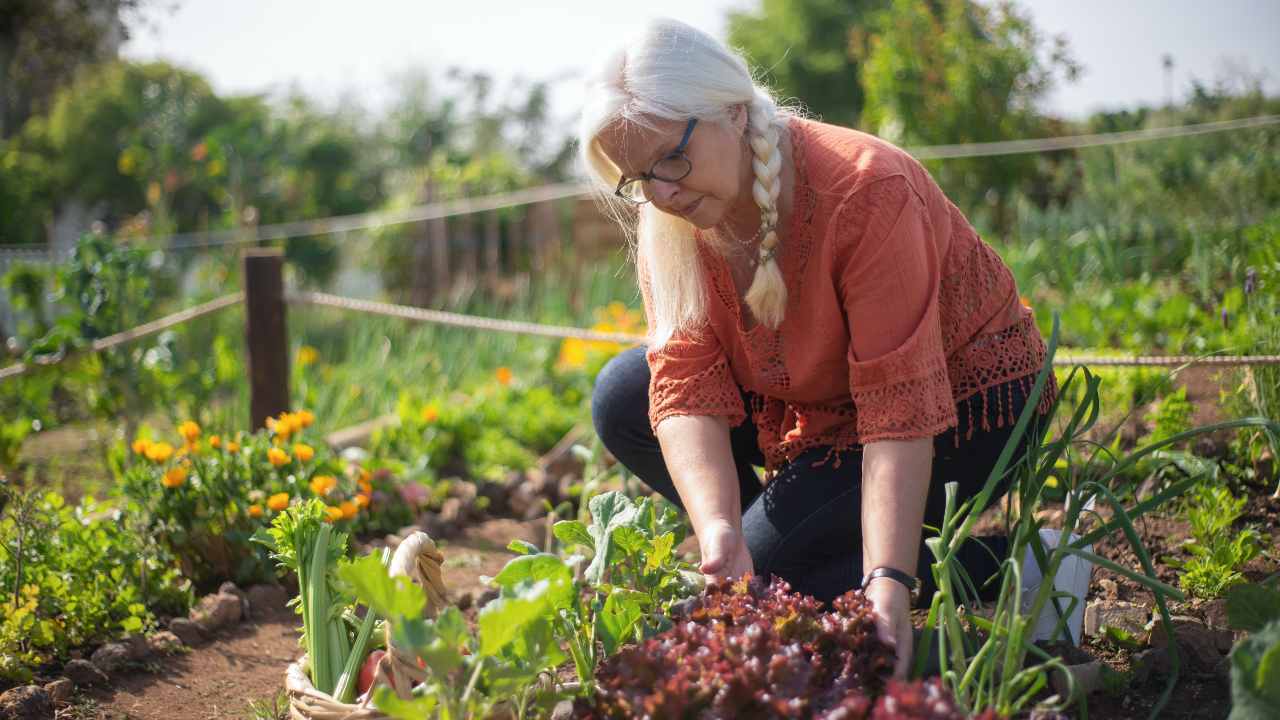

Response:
(637, 257), (746, 434)
(835, 176), (958, 443)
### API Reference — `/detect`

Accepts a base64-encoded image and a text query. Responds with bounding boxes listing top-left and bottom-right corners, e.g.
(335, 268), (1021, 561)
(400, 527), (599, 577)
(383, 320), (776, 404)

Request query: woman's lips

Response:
(680, 197), (703, 216)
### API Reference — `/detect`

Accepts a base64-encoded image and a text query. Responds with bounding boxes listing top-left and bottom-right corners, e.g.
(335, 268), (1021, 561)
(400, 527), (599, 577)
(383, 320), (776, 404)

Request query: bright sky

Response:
(123, 0), (1280, 126)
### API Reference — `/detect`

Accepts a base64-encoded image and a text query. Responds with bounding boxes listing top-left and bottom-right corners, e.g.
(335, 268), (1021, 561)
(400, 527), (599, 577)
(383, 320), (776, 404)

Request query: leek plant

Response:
(915, 315), (1280, 719)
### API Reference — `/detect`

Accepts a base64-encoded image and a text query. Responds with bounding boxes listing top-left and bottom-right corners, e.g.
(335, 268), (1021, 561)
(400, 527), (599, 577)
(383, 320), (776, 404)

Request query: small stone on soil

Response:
(0, 685), (52, 720)
(62, 659), (108, 687)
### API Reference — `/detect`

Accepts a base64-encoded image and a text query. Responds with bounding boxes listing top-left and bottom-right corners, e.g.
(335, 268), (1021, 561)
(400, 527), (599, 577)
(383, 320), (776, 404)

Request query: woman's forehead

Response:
(597, 116), (688, 175)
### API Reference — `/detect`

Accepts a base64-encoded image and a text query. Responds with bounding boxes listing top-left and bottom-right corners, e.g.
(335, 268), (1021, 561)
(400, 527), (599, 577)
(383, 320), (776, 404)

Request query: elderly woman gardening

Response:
(580, 18), (1087, 678)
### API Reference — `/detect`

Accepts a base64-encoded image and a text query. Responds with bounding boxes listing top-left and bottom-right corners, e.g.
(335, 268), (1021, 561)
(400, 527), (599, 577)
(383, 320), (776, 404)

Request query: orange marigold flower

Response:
(132, 438), (152, 456)
(267, 447), (290, 467)
(309, 474), (337, 496)
(358, 477), (373, 495)
(162, 465), (188, 488)
(226, 440), (241, 453)
(248, 504), (263, 518)
(324, 505), (344, 523)
(1020, 295), (1033, 309)
(208, 434), (221, 449)
(293, 443), (315, 462)
(178, 420), (201, 444)
(145, 442), (175, 463)
(267, 493), (290, 511)
(296, 410), (315, 428)
(354, 493), (370, 509)
(495, 367), (513, 386)
(339, 500), (358, 519)
(297, 346), (318, 367)
(421, 405), (440, 423)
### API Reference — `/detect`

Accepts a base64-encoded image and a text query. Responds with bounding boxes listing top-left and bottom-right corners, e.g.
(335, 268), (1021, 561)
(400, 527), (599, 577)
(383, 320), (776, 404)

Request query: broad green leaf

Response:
(553, 520), (593, 550)
(478, 580), (557, 656)
(490, 554), (575, 610)
(596, 588), (647, 656)
(1228, 583), (1280, 633)
(612, 525), (647, 555)
(589, 492), (636, 534)
(372, 686), (438, 719)
(646, 533), (676, 574)
(336, 553), (427, 621)
(1230, 618), (1280, 719)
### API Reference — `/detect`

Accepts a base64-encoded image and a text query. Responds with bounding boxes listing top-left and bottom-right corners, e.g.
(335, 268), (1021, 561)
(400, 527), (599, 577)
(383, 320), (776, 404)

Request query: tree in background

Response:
(0, 0), (157, 139)
(854, 0), (1078, 234)
(727, 0), (888, 128)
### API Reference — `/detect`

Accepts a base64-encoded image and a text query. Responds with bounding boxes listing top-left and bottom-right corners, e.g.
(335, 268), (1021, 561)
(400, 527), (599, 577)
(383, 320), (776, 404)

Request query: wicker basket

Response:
(284, 531), (448, 720)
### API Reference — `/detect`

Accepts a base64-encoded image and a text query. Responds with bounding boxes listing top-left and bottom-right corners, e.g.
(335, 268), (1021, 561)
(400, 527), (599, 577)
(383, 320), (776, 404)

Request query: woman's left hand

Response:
(865, 577), (914, 679)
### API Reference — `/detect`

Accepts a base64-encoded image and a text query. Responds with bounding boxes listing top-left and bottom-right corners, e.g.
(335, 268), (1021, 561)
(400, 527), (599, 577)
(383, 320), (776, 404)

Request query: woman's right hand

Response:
(697, 521), (754, 583)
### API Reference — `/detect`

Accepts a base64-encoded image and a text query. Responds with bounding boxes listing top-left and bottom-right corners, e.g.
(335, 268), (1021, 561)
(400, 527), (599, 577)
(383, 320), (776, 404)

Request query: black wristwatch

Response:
(861, 566), (921, 604)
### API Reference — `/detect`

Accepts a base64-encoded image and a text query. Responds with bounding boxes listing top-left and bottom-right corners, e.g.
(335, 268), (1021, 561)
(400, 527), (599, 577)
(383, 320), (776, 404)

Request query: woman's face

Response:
(596, 108), (750, 229)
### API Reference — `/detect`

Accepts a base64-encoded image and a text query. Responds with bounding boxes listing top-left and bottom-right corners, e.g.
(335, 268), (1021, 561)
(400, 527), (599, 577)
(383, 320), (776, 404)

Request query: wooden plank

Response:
(243, 249), (290, 429)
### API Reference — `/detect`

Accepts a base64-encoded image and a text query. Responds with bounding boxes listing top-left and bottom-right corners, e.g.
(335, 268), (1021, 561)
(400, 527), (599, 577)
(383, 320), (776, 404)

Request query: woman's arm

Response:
(656, 414), (754, 581)
(862, 436), (933, 678)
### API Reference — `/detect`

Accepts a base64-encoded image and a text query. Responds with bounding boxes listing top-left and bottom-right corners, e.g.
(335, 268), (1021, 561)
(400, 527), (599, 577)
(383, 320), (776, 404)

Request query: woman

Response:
(579, 18), (1081, 678)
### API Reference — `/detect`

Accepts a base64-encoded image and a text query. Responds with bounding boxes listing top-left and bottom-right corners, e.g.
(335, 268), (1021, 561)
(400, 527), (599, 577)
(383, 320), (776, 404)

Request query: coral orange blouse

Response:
(640, 117), (1057, 480)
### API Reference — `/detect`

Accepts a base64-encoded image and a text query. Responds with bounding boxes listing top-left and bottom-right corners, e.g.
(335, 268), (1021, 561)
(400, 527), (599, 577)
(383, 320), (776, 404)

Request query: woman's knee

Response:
(590, 346), (651, 449)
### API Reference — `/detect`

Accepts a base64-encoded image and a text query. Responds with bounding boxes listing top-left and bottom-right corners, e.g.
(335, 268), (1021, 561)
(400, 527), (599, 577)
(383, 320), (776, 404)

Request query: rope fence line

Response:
(293, 291), (1280, 368)
(287, 291), (644, 345)
(3, 289), (1278, 385)
(81, 112), (1277, 252)
(910, 114), (1280, 159)
(0, 292), (243, 381)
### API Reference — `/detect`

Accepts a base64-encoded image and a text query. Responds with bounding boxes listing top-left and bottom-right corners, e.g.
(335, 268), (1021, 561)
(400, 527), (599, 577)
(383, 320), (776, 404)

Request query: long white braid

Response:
(743, 96), (787, 329)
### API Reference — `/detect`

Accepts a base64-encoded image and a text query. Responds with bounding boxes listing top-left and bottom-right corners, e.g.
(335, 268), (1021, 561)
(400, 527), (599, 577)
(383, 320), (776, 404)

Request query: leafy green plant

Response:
(1177, 483), (1261, 599)
(915, 315), (1280, 719)
(253, 498), (353, 695)
(0, 480), (191, 681)
(339, 551), (572, 720)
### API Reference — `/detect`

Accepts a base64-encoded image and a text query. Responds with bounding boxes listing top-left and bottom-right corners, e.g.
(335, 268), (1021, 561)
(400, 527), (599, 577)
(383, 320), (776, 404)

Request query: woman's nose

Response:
(646, 178), (682, 206)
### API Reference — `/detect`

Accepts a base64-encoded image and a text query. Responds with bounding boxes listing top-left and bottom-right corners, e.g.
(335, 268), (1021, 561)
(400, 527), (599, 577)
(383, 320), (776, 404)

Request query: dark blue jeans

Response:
(591, 346), (1043, 607)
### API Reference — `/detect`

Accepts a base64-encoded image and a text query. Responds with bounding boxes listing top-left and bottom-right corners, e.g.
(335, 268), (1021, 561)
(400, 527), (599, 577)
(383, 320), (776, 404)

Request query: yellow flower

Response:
(495, 367), (513, 386)
(297, 346), (319, 367)
(557, 338), (588, 370)
(226, 440), (240, 453)
(354, 493), (370, 509)
(248, 504), (263, 518)
(324, 505), (344, 523)
(208, 434), (221, 449)
(1045, 476), (1060, 489)
(267, 493), (290, 511)
(267, 447), (290, 467)
(178, 420), (201, 444)
(145, 442), (175, 463)
(421, 405), (439, 423)
(296, 410), (315, 428)
(293, 443), (315, 463)
(132, 438), (152, 456)
(162, 465), (188, 488)
(310, 474), (337, 496)
(339, 500), (358, 520)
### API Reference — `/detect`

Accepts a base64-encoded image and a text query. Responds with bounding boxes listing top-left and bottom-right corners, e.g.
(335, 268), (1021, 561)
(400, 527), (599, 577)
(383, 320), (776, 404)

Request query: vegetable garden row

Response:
(2, 305), (1278, 719)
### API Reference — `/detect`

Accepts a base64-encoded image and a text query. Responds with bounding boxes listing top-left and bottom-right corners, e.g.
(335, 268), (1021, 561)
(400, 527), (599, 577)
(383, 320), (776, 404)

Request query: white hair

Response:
(577, 18), (795, 345)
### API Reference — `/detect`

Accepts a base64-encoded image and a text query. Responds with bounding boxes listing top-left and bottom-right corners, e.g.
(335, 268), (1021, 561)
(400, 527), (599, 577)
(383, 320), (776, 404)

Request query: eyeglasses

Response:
(614, 118), (697, 204)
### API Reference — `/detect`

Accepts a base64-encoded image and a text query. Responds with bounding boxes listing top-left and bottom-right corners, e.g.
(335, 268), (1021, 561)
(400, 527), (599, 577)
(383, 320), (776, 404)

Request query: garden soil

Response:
(68, 518), (543, 719)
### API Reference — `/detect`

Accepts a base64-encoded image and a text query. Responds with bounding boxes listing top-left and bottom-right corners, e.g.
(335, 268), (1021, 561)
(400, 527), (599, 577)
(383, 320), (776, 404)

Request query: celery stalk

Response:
(309, 523), (334, 693)
(334, 548), (392, 702)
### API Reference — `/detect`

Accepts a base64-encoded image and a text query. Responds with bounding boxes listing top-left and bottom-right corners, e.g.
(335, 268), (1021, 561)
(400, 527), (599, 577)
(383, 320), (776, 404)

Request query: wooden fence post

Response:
(243, 248), (290, 430)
